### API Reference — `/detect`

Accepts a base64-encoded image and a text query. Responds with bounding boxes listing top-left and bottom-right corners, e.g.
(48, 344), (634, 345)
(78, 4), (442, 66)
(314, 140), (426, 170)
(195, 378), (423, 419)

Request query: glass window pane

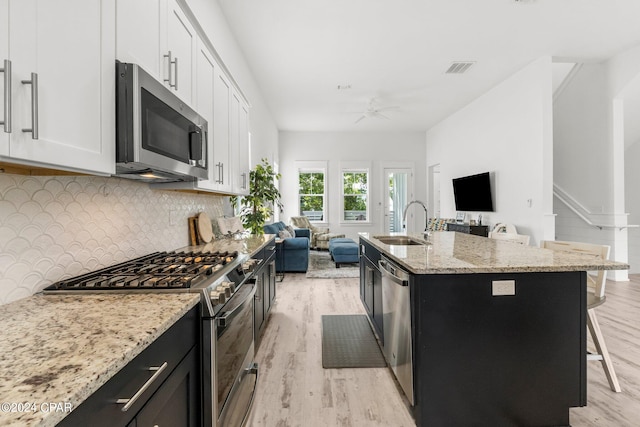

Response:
(299, 173), (312, 193)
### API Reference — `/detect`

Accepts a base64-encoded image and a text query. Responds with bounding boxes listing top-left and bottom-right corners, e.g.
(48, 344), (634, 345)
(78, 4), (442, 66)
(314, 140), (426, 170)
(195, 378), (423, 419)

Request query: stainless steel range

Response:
(44, 248), (261, 427)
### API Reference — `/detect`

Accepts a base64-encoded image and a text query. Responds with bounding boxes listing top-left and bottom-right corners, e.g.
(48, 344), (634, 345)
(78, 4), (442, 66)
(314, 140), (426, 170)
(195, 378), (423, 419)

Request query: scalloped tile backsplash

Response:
(0, 174), (227, 305)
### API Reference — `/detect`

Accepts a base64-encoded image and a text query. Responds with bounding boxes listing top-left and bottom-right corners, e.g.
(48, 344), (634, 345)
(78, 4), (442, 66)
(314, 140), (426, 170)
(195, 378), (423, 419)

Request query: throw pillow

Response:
(285, 225), (296, 237)
(278, 229), (292, 239)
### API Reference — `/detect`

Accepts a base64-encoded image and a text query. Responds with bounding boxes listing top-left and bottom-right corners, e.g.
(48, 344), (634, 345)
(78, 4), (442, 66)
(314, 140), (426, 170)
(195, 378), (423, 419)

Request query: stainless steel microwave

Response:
(115, 61), (208, 183)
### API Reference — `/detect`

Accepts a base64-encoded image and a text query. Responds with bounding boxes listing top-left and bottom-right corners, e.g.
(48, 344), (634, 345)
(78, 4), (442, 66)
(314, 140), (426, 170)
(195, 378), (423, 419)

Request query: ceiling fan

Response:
(352, 98), (400, 124)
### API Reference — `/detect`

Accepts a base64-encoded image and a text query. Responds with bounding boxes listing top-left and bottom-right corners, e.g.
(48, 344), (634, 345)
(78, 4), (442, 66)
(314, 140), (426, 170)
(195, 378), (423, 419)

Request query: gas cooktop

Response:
(43, 250), (244, 291)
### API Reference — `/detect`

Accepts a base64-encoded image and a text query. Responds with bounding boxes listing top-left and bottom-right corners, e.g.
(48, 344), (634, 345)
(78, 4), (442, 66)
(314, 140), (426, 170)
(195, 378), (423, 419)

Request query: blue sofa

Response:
(263, 221), (310, 272)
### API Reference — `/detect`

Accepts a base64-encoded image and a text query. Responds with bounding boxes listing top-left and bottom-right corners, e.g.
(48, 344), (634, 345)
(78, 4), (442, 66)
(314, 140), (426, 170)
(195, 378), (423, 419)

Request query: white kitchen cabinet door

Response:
(4, 0), (115, 175)
(230, 90), (251, 195)
(0, 0), (9, 156)
(213, 69), (232, 193)
(166, 0), (196, 105)
(237, 100), (250, 195)
(116, 0), (166, 80)
(229, 91), (240, 193)
(193, 43), (216, 191)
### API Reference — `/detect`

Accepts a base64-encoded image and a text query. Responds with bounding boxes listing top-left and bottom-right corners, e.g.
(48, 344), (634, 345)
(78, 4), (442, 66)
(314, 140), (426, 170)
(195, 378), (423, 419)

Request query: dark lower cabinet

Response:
(128, 346), (200, 427)
(254, 238), (276, 348)
(58, 306), (200, 427)
(359, 239), (383, 341)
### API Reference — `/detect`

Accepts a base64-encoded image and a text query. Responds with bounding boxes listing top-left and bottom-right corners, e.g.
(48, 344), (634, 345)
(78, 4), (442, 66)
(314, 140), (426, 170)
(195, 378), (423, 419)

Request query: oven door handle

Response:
(216, 284), (256, 328)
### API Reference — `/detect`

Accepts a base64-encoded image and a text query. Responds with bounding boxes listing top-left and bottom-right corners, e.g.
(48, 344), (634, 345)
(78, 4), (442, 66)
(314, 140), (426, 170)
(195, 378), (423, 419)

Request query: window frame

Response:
(296, 161), (328, 224)
(340, 164), (370, 224)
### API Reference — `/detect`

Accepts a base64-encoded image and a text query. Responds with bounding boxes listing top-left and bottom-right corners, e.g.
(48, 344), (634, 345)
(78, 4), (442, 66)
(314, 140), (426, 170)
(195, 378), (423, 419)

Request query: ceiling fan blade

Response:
(354, 115), (367, 124)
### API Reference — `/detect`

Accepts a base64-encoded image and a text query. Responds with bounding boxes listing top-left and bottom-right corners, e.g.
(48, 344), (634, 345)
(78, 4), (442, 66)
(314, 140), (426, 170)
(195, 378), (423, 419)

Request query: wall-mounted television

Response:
(452, 172), (494, 212)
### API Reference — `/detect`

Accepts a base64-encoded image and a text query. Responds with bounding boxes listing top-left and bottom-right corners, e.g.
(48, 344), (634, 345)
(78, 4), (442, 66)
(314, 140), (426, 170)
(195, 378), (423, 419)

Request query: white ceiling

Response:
(217, 0), (640, 133)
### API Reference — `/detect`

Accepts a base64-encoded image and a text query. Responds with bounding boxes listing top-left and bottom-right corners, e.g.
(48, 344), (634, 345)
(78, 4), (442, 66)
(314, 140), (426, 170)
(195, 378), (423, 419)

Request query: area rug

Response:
(306, 250), (359, 279)
(321, 314), (387, 369)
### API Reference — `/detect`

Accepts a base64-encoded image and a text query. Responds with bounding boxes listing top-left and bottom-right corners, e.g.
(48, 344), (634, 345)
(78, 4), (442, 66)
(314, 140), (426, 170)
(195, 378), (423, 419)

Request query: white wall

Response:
(426, 57), (555, 246)
(279, 131), (427, 241)
(553, 45), (640, 277)
(183, 0), (279, 165)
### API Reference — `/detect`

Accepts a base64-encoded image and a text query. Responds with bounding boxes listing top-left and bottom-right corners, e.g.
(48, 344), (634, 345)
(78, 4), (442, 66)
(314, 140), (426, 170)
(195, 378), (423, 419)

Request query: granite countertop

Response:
(181, 233), (275, 257)
(359, 231), (630, 274)
(0, 293), (200, 427)
(0, 233), (275, 427)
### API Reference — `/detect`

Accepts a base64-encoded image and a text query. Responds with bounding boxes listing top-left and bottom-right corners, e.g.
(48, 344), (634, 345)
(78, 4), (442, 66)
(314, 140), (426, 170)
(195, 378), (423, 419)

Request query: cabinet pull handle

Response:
(116, 362), (168, 412)
(216, 162), (224, 184)
(0, 59), (11, 133)
(21, 73), (38, 139)
(163, 51), (175, 88)
(173, 56), (178, 90)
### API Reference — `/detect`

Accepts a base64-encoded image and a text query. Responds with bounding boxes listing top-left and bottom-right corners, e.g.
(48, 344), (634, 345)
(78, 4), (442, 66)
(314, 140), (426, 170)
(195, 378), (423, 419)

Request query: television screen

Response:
(452, 172), (494, 212)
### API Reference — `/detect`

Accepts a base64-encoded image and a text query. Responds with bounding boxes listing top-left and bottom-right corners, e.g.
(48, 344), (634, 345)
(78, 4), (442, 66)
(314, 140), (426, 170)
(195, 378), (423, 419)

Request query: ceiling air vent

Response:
(445, 62), (475, 74)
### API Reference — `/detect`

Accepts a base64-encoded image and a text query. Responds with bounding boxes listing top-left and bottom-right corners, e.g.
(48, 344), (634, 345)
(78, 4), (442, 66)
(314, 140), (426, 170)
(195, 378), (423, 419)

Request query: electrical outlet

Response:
(492, 280), (516, 296)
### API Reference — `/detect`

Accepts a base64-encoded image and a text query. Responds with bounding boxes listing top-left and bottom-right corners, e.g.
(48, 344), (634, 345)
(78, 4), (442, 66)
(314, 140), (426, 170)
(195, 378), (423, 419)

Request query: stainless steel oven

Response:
(202, 278), (258, 427)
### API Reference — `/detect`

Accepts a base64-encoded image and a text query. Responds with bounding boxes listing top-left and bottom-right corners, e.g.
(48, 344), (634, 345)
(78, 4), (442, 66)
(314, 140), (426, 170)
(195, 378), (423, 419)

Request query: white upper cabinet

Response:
(166, 0), (196, 105)
(117, 0), (196, 106)
(0, 0), (9, 156)
(0, 0), (115, 175)
(236, 96), (250, 195)
(213, 68), (233, 194)
(116, 0), (165, 79)
(230, 89), (250, 196)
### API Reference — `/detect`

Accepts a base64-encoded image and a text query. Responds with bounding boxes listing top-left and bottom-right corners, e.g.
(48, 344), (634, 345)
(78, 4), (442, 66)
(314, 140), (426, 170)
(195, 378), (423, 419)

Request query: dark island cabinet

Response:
(359, 239), (383, 341)
(58, 306), (200, 427)
(410, 271), (586, 426)
(254, 237), (277, 348)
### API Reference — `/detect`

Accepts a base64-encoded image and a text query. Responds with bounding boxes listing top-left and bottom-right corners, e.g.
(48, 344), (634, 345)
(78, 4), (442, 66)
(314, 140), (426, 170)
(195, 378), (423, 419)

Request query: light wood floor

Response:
(247, 274), (640, 427)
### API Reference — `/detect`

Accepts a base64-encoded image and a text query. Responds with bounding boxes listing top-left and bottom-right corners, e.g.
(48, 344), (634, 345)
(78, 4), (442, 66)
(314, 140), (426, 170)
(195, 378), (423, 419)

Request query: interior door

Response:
(383, 169), (414, 232)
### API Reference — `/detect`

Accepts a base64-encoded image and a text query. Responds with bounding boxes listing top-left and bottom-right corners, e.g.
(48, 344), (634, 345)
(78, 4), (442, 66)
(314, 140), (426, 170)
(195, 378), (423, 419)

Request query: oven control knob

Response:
(210, 290), (225, 305)
(221, 281), (236, 293)
(217, 284), (231, 298)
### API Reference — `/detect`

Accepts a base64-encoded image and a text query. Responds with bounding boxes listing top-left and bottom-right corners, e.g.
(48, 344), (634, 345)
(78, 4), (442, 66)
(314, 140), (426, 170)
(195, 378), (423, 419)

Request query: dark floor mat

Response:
(321, 314), (387, 369)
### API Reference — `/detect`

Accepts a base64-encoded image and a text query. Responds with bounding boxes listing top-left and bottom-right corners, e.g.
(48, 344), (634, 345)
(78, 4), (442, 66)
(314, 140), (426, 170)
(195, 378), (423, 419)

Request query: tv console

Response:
(447, 222), (489, 237)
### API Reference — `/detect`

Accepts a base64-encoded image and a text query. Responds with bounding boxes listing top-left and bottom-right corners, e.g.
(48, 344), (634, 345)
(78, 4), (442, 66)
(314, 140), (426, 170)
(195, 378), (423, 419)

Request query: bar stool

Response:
(540, 240), (621, 392)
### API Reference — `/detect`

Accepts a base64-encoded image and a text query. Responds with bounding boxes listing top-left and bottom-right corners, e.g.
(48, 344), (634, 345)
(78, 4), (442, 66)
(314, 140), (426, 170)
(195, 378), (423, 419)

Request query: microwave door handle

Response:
(189, 130), (202, 164)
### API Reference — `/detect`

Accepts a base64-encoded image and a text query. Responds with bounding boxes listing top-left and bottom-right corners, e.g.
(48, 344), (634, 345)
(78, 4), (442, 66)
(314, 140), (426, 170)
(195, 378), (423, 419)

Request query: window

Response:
(298, 168), (326, 221)
(342, 169), (369, 222)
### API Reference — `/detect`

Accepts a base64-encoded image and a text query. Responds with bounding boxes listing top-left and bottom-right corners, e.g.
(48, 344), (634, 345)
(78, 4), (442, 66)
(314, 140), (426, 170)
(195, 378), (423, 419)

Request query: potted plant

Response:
(231, 158), (283, 235)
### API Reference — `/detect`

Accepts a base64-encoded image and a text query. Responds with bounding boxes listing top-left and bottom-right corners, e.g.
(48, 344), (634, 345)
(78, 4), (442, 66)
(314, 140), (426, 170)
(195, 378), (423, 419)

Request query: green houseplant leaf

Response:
(231, 158), (282, 235)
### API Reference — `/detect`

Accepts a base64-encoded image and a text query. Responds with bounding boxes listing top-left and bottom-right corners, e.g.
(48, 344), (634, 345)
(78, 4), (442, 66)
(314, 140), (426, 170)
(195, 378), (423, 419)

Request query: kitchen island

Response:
(359, 231), (629, 427)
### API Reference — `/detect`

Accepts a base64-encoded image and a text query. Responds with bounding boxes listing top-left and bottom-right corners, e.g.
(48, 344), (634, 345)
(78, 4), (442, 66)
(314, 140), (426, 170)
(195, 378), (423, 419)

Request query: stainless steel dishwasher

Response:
(379, 255), (414, 405)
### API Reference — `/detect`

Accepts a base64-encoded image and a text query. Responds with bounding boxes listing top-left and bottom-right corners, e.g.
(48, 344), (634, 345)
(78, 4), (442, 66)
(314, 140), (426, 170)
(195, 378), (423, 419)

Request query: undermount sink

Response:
(374, 236), (428, 246)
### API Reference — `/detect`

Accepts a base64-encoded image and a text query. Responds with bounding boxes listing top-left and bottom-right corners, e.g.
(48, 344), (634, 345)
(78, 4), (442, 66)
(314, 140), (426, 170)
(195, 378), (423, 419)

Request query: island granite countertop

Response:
(0, 233), (275, 427)
(359, 231), (629, 275)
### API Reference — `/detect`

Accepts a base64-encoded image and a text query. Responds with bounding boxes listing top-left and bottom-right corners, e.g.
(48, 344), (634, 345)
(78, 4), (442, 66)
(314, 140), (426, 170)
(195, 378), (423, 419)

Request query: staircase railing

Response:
(553, 184), (638, 230)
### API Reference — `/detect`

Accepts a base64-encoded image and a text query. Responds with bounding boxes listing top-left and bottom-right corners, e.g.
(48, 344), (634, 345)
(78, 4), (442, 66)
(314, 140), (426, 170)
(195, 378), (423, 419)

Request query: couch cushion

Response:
(264, 221), (285, 235)
(278, 229), (292, 239)
(282, 236), (309, 250)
